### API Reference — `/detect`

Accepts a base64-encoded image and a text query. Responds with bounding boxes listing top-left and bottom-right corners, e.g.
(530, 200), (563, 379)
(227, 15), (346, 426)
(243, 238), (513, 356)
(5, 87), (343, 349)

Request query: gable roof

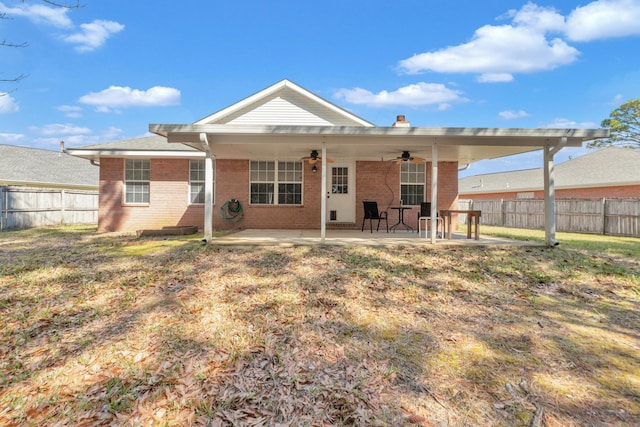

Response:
(195, 79), (374, 127)
(459, 147), (640, 194)
(67, 79), (609, 164)
(0, 144), (99, 190)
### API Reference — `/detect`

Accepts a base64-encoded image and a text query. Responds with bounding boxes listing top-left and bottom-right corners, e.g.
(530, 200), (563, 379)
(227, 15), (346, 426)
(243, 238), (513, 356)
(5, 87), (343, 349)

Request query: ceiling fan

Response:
(393, 151), (426, 164)
(300, 150), (334, 164)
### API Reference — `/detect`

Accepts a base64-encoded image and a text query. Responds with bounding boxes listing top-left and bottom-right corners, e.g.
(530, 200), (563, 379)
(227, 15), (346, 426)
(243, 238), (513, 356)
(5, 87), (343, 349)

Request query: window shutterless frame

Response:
(124, 159), (150, 204)
(400, 162), (426, 206)
(249, 160), (303, 205)
(189, 159), (215, 205)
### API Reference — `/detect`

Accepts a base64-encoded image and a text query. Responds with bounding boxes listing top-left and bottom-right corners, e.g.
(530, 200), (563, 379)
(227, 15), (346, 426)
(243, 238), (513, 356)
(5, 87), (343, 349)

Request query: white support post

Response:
(320, 144), (327, 243)
(430, 142), (439, 244)
(543, 137), (567, 246)
(200, 133), (214, 243)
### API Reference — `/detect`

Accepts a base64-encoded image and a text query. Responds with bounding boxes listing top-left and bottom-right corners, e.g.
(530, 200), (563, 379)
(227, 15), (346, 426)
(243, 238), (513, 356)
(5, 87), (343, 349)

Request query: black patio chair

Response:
(417, 202), (443, 238)
(361, 201), (388, 233)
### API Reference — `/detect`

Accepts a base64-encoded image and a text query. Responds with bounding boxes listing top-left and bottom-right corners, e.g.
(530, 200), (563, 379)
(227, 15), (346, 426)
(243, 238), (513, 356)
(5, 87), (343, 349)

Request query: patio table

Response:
(440, 210), (481, 240)
(390, 206), (413, 232)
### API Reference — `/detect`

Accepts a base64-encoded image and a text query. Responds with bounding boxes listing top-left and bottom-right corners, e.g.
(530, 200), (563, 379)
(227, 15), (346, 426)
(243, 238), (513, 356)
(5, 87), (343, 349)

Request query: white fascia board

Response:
(151, 124), (608, 146)
(66, 149), (206, 159)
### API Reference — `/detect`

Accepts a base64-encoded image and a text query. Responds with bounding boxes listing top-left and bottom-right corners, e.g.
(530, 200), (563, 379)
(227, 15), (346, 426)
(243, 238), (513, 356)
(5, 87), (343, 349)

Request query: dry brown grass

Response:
(1, 226), (638, 426)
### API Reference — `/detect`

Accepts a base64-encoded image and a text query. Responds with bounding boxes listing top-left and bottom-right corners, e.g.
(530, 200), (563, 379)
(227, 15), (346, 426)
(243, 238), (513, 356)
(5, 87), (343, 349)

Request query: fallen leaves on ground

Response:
(0, 227), (638, 426)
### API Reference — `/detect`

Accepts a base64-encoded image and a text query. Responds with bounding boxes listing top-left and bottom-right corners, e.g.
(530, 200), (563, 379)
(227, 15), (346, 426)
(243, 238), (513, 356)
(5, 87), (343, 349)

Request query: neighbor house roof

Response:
(0, 144), (99, 190)
(459, 147), (640, 195)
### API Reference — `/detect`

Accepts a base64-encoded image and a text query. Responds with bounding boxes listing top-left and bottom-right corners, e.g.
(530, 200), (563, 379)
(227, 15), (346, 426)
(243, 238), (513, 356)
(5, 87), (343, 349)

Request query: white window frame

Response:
(189, 159), (215, 205)
(249, 160), (303, 205)
(400, 162), (425, 206)
(124, 159), (150, 204)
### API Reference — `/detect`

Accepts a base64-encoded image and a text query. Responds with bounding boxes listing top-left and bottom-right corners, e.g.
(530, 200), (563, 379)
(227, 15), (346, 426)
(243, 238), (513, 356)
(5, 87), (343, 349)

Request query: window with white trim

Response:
(124, 159), (150, 204)
(189, 159), (215, 204)
(250, 161), (302, 205)
(400, 162), (425, 205)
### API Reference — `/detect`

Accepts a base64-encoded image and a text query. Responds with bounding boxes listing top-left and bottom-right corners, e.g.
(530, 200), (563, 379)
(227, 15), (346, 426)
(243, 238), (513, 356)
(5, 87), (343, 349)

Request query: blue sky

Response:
(1, 0), (639, 178)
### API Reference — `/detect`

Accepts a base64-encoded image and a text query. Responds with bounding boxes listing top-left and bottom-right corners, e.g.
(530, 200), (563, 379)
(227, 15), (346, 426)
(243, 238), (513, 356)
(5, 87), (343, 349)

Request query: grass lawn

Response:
(1, 226), (638, 426)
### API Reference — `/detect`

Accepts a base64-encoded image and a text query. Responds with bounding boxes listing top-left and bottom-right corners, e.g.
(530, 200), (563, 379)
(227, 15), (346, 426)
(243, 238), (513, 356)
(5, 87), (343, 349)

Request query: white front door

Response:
(326, 162), (355, 223)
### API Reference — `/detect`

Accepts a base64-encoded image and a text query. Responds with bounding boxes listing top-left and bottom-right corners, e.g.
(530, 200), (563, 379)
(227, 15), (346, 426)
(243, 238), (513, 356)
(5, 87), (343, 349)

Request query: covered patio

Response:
(205, 228), (542, 247)
(151, 123), (608, 246)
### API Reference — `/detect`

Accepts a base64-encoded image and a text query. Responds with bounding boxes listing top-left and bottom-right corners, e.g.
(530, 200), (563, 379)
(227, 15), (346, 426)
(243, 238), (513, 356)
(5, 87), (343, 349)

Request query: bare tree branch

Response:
(1, 40), (29, 48)
(1, 74), (29, 83)
(34, 0), (84, 8)
(3, 1), (84, 89)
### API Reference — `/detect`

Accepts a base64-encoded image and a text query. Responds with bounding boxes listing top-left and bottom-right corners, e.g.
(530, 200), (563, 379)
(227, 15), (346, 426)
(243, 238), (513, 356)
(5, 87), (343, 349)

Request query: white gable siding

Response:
(226, 96), (332, 126)
(209, 89), (365, 126)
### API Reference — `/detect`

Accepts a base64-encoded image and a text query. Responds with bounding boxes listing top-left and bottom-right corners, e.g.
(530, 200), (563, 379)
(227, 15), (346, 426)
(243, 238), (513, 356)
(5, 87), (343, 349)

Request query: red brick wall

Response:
(98, 157), (461, 232)
(98, 158), (204, 232)
(213, 160), (318, 230)
(356, 161), (459, 229)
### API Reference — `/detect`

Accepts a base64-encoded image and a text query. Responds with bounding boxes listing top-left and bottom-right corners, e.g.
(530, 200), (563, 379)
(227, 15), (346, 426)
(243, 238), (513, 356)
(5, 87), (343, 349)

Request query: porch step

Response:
(326, 222), (358, 230)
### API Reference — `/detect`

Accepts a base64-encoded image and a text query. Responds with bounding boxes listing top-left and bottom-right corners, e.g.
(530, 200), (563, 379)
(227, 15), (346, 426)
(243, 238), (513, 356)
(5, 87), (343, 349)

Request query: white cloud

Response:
(477, 73), (514, 83)
(57, 105), (83, 118)
(499, 110), (531, 120)
(102, 126), (124, 140)
(398, 18), (579, 81)
(543, 118), (599, 129)
(0, 1), (72, 28)
(64, 19), (125, 52)
(506, 2), (565, 33)
(0, 93), (20, 114)
(78, 86), (181, 111)
(565, 0), (640, 41)
(334, 82), (467, 109)
(397, 1), (640, 82)
(610, 94), (625, 105)
(30, 126), (125, 148)
(30, 123), (92, 137)
(0, 133), (25, 144)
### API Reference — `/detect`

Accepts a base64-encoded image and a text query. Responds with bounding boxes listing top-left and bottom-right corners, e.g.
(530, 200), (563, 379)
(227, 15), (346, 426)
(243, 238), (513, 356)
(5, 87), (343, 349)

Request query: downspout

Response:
(320, 144), (327, 243)
(430, 141), (439, 244)
(200, 132), (214, 243)
(543, 137), (567, 246)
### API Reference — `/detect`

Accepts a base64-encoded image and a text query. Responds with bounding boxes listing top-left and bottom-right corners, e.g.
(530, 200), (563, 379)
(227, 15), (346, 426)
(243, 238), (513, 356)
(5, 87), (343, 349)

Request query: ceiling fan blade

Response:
(308, 158), (318, 164)
(410, 156), (426, 163)
(325, 157), (334, 163)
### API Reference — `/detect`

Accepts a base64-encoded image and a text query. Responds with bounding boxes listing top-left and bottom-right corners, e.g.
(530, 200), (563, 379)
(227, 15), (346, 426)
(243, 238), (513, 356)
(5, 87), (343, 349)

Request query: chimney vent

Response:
(392, 115), (410, 127)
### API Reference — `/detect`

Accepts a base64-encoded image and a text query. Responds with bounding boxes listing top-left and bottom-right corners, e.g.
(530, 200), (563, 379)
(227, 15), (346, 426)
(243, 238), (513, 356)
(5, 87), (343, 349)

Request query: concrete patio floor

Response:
(207, 229), (542, 247)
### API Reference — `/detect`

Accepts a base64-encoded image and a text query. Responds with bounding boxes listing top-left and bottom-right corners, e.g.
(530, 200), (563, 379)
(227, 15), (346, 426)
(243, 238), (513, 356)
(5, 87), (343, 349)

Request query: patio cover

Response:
(150, 123), (609, 245)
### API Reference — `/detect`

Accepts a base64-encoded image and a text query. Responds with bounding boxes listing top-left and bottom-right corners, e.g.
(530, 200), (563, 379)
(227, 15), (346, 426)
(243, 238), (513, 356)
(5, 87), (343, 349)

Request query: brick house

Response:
(459, 147), (640, 200)
(67, 79), (607, 244)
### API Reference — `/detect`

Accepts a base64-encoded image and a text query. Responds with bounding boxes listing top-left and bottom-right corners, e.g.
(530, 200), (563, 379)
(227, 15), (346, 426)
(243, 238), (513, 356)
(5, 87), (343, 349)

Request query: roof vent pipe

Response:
(392, 115), (410, 127)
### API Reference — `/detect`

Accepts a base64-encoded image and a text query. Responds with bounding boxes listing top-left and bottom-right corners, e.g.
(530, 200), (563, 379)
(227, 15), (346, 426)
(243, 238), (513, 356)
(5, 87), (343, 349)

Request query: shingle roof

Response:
(0, 144), (98, 190)
(73, 135), (200, 151)
(459, 147), (640, 194)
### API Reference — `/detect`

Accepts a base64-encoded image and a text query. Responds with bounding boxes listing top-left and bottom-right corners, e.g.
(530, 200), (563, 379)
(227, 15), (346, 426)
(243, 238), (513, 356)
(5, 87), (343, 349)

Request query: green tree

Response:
(589, 98), (640, 150)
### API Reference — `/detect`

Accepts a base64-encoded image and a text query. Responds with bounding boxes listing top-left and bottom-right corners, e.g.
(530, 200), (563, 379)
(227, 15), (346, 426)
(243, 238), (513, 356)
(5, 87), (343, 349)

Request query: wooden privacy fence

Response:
(459, 198), (640, 237)
(0, 186), (98, 231)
